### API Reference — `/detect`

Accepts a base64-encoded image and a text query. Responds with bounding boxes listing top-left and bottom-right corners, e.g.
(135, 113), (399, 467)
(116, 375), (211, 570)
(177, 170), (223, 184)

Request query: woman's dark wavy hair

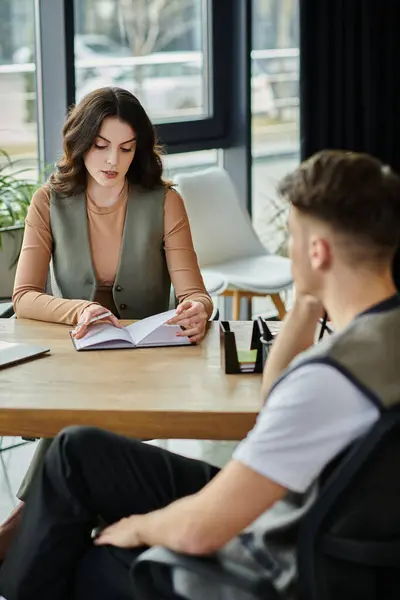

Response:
(49, 87), (166, 196)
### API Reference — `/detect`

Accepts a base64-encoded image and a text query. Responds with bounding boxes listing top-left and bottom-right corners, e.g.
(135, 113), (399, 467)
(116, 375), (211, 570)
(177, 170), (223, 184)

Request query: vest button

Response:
(120, 304), (127, 310)
(115, 285), (122, 292)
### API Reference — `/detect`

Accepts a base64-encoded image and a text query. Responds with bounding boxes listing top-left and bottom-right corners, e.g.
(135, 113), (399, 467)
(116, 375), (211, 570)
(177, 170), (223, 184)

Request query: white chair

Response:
(175, 167), (293, 320)
(200, 270), (227, 296)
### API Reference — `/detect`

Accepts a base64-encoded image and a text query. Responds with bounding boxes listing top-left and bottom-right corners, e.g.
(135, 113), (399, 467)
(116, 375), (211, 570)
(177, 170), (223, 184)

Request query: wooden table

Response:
(0, 319), (274, 441)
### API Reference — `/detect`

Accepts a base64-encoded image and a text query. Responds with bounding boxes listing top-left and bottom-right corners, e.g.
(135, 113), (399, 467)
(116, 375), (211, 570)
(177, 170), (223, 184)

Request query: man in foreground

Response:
(1, 149), (400, 600)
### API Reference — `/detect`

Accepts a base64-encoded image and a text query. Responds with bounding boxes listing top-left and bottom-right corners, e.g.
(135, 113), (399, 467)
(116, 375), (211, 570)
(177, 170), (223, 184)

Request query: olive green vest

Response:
(49, 185), (172, 319)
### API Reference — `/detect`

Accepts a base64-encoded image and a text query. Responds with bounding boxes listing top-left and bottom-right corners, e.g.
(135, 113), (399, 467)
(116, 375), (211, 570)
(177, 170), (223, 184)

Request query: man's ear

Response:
(309, 236), (331, 271)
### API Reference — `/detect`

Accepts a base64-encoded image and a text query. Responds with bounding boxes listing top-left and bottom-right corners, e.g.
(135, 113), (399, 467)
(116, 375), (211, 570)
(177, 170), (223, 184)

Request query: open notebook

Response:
(71, 309), (192, 351)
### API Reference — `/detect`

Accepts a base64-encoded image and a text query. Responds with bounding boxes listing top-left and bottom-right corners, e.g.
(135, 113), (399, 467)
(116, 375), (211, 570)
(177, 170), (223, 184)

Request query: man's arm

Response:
(261, 295), (322, 400)
(96, 359), (376, 559)
(95, 296), (321, 555)
(95, 460), (286, 554)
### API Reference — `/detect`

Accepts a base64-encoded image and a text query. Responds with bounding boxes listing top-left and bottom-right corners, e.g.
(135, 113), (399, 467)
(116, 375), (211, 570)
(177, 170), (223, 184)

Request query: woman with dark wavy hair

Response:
(0, 87), (212, 558)
(13, 86), (212, 336)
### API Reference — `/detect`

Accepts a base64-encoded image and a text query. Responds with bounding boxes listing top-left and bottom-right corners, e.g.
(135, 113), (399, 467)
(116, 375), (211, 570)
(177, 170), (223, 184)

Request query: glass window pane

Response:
(251, 0), (299, 317)
(74, 0), (210, 123)
(0, 0), (38, 169)
(251, 0), (299, 248)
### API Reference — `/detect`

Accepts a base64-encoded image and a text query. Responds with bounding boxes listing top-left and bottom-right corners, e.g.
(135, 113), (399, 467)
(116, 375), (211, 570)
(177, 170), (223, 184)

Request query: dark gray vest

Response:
(49, 184), (171, 319)
(286, 298), (400, 410)
(174, 298), (400, 600)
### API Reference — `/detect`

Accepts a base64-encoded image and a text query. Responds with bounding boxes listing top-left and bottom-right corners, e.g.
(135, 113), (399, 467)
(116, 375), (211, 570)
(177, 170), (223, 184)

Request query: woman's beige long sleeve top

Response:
(13, 185), (213, 325)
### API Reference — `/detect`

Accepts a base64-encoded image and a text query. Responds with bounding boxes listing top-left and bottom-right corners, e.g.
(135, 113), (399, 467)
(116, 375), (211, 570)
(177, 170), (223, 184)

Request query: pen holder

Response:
(220, 319), (274, 375)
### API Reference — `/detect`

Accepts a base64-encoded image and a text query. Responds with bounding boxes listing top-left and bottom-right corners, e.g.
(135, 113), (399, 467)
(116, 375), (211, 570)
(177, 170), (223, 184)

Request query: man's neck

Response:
(323, 272), (397, 331)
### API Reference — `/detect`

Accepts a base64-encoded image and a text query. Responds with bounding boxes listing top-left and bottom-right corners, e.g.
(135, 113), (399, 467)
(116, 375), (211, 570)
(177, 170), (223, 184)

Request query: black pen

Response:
(318, 313), (334, 339)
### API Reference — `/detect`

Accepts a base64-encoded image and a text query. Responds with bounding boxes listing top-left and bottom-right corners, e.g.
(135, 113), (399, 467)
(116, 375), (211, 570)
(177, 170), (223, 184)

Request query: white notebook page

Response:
(125, 309), (178, 345)
(73, 322), (132, 350)
(138, 324), (190, 346)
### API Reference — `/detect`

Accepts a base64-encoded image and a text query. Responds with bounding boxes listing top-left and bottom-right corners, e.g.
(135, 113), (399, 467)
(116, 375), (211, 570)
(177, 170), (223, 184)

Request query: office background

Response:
(1, 0), (400, 518)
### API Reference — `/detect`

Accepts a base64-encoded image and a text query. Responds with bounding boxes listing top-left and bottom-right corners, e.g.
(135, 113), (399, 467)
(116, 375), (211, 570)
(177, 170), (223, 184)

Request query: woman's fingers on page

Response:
(77, 314), (120, 337)
(188, 333), (204, 343)
(107, 314), (122, 328)
(175, 314), (200, 330)
(72, 305), (119, 338)
(168, 302), (207, 343)
(167, 311), (188, 325)
(177, 326), (205, 343)
(72, 324), (88, 339)
(176, 316), (206, 342)
(176, 325), (198, 338)
(173, 316), (188, 329)
(167, 305), (198, 325)
(174, 301), (208, 339)
(175, 300), (193, 314)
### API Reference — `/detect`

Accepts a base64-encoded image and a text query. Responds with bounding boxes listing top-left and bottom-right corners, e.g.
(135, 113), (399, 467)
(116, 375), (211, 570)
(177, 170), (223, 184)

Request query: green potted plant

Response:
(0, 150), (39, 298)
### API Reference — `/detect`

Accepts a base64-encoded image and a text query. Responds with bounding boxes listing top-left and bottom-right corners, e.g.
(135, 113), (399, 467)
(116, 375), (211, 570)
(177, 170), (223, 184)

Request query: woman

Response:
(0, 86), (212, 558)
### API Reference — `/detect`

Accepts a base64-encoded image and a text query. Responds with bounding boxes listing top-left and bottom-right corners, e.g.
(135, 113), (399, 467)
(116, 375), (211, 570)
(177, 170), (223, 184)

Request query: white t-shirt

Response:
(174, 363), (381, 600)
(234, 363), (380, 493)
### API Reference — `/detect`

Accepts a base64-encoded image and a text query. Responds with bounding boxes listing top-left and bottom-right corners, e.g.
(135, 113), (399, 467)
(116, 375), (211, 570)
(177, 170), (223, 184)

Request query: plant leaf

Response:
(0, 151), (41, 253)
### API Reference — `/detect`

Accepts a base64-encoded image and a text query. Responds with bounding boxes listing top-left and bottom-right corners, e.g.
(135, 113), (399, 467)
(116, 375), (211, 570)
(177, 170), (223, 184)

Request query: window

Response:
(251, 0), (299, 316)
(74, 0), (209, 124)
(251, 0), (299, 254)
(0, 0), (38, 168)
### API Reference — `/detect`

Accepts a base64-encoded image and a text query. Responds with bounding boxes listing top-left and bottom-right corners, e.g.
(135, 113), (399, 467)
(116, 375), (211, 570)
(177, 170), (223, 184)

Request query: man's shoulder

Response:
(235, 362), (379, 494)
(268, 361), (354, 406)
(260, 361), (380, 445)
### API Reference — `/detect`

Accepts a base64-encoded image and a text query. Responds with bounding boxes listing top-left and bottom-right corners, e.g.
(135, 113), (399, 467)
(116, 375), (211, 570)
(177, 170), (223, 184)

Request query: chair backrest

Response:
(174, 167), (265, 267)
(298, 408), (400, 600)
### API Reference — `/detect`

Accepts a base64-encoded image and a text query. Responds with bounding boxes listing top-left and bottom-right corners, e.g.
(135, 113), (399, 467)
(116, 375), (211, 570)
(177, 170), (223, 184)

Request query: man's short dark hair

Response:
(278, 150), (400, 263)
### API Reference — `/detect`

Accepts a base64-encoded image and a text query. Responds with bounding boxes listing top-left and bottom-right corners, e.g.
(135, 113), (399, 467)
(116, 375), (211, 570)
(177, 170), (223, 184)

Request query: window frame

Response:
(35, 0), (251, 194)
(61, 0), (235, 154)
(154, 0), (232, 153)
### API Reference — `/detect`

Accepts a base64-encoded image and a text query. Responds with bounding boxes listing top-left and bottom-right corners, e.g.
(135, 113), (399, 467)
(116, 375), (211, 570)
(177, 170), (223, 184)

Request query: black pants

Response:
(0, 427), (219, 600)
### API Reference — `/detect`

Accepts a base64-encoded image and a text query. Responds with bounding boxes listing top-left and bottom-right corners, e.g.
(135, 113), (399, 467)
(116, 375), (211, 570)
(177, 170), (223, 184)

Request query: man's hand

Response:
(95, 515), (143, 549)
(93, 461), (286, 556)
(293, 293), (324, 319)
(166, 300), (208, 343)
(261, 294), (324, 401)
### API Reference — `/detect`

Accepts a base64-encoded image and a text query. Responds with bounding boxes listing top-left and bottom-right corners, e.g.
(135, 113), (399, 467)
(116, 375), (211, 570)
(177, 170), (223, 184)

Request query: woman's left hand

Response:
(166, 300), (208, 343)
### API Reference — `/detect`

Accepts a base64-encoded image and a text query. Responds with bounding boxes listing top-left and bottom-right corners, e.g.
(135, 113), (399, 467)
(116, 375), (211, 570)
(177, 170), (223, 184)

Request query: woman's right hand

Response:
(72, 304), (121, 339)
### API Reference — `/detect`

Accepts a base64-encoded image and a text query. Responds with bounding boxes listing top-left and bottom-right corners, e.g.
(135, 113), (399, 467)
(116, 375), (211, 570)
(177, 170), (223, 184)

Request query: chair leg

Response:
(246, 296), (252, 320)
(232, 291), (241, 320)
(0, 452), (16, 505)
(270, 293), (286, 320)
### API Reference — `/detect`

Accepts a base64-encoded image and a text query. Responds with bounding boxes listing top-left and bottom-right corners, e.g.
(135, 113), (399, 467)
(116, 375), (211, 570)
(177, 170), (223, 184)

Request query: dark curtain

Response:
(300, 0), (400, 169)
(299, 0), (400, 289)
